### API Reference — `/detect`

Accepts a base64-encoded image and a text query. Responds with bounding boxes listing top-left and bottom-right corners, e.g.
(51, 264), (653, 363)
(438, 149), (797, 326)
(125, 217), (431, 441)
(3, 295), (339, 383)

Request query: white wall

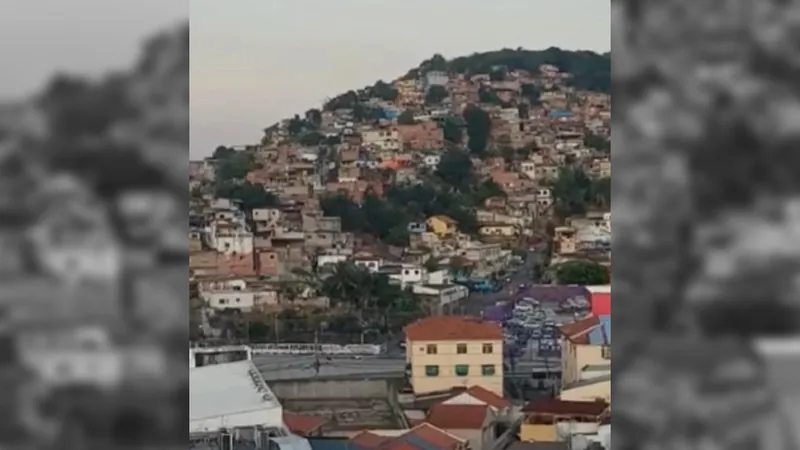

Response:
(190, 405), (284, 434)
(204, 291), (256, 311)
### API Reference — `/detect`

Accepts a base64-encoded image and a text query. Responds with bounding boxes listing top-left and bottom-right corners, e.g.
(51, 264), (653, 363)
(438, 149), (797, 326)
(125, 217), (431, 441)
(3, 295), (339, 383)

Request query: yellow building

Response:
(426, 215), (458, 237)
(558, 315), (611, 391)
(404, 316), (504, 396)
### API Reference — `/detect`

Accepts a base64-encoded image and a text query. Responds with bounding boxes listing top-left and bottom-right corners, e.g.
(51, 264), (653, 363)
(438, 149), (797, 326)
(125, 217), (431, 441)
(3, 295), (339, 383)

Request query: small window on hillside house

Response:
(482, 343), (494, 354)
(455, 365), (469, 376)
(457, 343), (467, 354)
(426, 344), (437, 355)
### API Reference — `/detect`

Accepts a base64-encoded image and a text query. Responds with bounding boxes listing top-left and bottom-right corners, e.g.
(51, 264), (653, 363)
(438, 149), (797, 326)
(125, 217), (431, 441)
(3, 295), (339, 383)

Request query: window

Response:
(482, 343), (494, 354)
(481, 365), (496, 376)
(601, 346), (610, 360)
(455, 365), (469, 376)
(456, 343), (468, 354)
(426, 344), (437, 355)
(425, 365), (439, 377)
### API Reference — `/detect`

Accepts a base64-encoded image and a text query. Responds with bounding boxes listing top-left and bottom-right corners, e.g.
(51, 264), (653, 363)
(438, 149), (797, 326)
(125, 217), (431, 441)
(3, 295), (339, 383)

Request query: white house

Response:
(207, 221), (254, 256)
(203, 290), (256, 312)
(423, 155), (441, 168)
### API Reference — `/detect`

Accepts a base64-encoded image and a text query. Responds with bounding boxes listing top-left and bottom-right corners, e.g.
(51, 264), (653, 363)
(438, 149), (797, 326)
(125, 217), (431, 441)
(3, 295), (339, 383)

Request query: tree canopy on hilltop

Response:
(407, 47), (610, 93)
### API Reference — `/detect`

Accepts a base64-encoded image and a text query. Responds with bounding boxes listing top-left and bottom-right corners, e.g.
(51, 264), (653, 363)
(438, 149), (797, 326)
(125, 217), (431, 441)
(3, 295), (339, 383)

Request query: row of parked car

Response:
(504, 297), (562, 358)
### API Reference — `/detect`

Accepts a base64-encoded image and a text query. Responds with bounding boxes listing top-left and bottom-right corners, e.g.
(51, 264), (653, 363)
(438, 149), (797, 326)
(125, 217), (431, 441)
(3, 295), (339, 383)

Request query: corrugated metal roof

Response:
(190, 360), (281, 422)
(588, 316), (610, 345)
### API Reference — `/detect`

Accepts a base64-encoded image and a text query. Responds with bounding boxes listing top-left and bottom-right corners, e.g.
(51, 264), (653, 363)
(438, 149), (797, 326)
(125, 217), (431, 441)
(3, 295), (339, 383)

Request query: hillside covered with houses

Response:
(189, 47), (611, 343)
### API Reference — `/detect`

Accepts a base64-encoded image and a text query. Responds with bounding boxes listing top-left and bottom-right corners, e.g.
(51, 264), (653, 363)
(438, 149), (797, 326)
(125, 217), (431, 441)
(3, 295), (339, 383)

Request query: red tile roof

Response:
(282, 412), (326, 435)
(463, 385), (511, 410)
(426, 404), (490, 430)
(405, 423), (465, 449)
(522, 398), (608, 416)
(558, 315), (600, 345)
(383, 441), (420, 450)
(404, 316), (503, 341)
(349, 431), (393, 449)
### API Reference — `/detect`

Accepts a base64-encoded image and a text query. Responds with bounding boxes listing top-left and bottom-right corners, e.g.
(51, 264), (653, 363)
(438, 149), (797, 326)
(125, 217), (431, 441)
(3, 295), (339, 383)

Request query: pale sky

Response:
(190, 0), (610, 157)
(0, 1), (187, 100)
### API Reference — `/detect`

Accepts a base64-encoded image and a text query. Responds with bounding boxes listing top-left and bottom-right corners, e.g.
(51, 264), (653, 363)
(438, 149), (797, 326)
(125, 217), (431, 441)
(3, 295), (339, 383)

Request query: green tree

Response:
(320, 193), (366, 231)
(550, 167), (595, 217)
(425, 85), (449, 105)
(589, 177), (611, 209)
(214, 181), (277, 210)
(478, 87), (501, 104)
(215, 151), (255, 181)
(420, 53), (448, 72)
(500, 146), (516, 165)
(584, 132), (610, 152)
(446, 47), (610, 93)
(489, 68), (506, 81)
(518, 102), (530, 119)
(397, 109), (416, 125)
(287, 114), (304, 135)
(318, 262), (422, 334)
(520, 83), (542, 105)
(324, 90), (359, 110)
(441, 117), (464, 144)
(305, 108), (323, 127)
(435, 149), (474, 192)
(212, 145), (235, 159)
(554, 260), (609, 285)
(462, 105), (492, 156)
(247, 321), (273, 343)
(372, 80), (399, 101)
(298, 131), (326, 146)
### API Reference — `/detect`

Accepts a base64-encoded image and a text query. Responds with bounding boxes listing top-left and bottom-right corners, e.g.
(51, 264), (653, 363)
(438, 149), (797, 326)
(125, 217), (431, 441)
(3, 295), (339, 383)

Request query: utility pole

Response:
(313, 325), (321, 376)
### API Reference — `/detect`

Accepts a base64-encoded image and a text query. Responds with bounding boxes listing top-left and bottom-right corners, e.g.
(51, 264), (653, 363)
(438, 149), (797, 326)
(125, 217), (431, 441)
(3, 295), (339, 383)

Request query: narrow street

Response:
(461, 250), (542, 316)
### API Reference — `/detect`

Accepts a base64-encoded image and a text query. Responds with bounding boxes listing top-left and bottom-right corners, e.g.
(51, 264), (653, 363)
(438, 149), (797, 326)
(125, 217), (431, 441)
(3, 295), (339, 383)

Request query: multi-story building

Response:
(396, 122), (444, 150)
(404, 316), (504, 396)
(558, 315), (611, 401)
(361, 127), (401, 152)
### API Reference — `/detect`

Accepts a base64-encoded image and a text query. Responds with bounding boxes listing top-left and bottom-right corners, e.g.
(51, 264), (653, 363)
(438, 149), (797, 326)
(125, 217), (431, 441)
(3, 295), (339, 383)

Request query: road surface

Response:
(461, 251), (541, 316)
(252, 354), (560, 381)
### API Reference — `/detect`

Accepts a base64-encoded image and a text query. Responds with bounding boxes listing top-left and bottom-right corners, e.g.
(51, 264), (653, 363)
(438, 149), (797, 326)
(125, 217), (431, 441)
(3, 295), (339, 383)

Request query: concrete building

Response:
(558, 315), (611, 391)
(404, 316), (504, 396)
(190, 360), (284, 433)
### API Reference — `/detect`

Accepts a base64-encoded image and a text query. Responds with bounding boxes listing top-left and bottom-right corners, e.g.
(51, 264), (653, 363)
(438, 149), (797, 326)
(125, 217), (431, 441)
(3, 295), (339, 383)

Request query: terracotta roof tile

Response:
(350, 431), (393, 449)
(403, 423), (465, 449)
(522, 398), (608, 416)
(282, 412), (326, 435)
(426, 404), (490, 430)
(383, 441), (420, 450)
(404, 316), (502, 341)
(558, 315), (600, 345)
(464, 385), (511, 410)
